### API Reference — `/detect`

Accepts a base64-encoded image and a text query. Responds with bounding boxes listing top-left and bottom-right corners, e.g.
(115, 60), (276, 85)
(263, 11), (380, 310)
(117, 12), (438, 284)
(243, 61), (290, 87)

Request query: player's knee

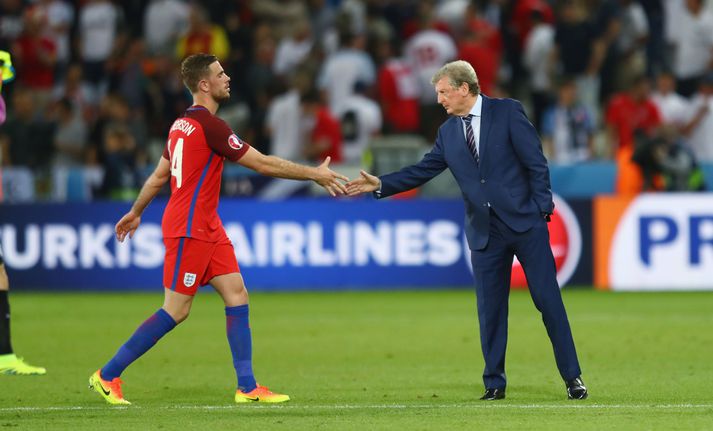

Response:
(170, 307), (191, 324)
(223, 284), (249, 307)
(235, 283), (249, 300)
(235, 282), (248, 296)
(226, 276), (248, 295)
(163, 301), (192, 324)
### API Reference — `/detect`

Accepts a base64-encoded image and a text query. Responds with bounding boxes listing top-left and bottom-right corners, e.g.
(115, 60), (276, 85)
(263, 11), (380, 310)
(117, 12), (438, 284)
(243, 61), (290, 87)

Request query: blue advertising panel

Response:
(0, 199), (476, 291)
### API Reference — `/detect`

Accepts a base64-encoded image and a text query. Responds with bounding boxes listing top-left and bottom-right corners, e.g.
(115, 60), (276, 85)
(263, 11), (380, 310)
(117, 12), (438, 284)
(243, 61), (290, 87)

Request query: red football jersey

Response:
(161, 105), (250, 241)
(378, 59), (420, 132)
(605, 94), (662, 152)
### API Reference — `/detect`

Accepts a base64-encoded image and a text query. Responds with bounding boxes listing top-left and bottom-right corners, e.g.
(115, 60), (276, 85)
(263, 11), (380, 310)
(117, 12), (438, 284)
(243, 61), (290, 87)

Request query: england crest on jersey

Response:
(183, 272), (197, 287)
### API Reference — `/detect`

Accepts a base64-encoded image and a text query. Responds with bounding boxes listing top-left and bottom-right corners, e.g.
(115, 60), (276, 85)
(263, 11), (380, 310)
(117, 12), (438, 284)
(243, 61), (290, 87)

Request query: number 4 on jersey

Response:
(170, 138), (184, 188)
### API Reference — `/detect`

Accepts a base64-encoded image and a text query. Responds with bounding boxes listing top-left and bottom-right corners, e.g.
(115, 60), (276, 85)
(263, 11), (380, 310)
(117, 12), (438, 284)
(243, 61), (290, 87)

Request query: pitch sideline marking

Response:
(1, 403), (712, 413)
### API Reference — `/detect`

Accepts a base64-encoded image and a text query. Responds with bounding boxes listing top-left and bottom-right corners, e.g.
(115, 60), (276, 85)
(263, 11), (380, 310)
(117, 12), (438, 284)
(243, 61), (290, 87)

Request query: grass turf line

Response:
(1, 289), (712, 430)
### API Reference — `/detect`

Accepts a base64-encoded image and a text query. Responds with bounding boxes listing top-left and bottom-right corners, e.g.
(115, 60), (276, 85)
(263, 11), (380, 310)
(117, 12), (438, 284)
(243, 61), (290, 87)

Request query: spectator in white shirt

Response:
(651, 70), (690, 128)
(682, 72), (713, 162)
(332, 81), (382, 165)
(143, 0), (189, 57)
(317, 30), (375, 114)
(403, 5), (456, 141)
(78, 0), (122, 89)
(524, 9), (555, 131)
(273, 19), (313, 78)
(615, 0), (649, 91)
(671, 0), (713, 96)
(265, 73), (313, 161)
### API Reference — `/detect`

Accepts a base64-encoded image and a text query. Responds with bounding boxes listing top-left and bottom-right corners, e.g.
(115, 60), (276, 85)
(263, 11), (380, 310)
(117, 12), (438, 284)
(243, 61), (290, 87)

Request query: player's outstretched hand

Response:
(346, 170), (380, 196)
(115, 211), (141, 242)
(314, 156), (349, 197)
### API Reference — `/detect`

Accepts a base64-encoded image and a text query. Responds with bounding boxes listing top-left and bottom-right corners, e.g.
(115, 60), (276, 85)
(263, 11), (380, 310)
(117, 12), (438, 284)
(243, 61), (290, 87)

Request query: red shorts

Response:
(163, 237), (240, 296)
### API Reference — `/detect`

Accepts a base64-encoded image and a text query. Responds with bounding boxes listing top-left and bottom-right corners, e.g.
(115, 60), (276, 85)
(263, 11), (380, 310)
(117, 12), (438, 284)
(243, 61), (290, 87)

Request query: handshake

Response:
(309, 157), (379, 197)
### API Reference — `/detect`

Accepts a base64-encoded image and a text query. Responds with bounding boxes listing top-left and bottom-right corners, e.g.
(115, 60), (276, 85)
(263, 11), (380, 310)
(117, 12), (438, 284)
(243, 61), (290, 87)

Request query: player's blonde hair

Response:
(431, 60), (480, 96)
(181, 53), (219, 93)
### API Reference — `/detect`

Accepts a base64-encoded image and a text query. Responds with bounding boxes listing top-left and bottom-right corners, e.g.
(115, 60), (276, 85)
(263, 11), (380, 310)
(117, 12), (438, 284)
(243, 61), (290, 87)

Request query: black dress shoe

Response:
(480, 388), (505, 400)
(566, 377), (588, 400)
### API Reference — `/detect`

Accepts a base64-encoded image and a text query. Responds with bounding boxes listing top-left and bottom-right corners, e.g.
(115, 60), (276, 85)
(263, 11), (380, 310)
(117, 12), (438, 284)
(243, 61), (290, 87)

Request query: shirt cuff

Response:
(373, 180), (383, 198)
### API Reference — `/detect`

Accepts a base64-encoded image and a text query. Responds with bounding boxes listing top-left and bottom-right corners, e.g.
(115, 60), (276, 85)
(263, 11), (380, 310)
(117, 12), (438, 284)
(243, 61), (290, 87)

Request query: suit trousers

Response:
(470, 209), (581, 389)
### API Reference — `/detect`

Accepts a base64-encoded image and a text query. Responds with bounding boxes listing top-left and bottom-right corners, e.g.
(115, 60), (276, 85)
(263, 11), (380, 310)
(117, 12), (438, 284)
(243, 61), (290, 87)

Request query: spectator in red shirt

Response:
(11, 6), (57, 115)
(376, 39), (420, 133)
(457, 3), (503, 96)
(605, 75), (663, 194)
(606, 75), (662, 152)
(301, 89), (343, 164)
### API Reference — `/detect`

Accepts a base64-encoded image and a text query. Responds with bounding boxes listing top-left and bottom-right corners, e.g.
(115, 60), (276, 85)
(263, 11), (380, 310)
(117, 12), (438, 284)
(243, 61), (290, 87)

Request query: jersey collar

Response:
(187, 105), (209, 112)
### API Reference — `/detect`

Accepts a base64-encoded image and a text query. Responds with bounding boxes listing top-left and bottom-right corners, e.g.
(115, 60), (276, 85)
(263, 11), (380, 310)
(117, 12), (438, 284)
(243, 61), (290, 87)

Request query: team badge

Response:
(228, 134), (243, 150)
(183, 272), (197, 287)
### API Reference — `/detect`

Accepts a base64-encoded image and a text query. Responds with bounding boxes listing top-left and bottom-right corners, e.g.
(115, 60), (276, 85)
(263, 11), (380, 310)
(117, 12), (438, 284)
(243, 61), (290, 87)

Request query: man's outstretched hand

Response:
(115, 211), (141, 242)
(314, 156), (349, 197)
(346, 170), (380, 196)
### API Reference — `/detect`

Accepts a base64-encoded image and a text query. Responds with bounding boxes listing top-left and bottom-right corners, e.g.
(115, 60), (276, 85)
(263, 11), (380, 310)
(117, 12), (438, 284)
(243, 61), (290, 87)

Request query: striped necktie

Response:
(463, 114), (479, 164)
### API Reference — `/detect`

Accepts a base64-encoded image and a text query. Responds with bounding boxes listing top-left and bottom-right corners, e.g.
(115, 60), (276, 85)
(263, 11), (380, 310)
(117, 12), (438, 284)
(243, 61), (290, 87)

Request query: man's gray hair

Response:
(431, 60), (480, 95)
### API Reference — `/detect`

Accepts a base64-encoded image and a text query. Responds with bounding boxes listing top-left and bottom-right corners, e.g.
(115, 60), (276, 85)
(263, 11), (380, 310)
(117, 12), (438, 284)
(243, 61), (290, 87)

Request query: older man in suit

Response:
(346, 60), (587, 400)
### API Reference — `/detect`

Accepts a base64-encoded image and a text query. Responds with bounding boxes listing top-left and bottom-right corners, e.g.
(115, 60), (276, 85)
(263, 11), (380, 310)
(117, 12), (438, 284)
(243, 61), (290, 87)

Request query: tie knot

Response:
(463, 114), (474, 123)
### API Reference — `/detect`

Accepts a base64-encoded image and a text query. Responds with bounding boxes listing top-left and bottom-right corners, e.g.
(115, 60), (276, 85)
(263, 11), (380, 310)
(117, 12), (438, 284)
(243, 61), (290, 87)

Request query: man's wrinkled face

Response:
(435, 77), (471, 116)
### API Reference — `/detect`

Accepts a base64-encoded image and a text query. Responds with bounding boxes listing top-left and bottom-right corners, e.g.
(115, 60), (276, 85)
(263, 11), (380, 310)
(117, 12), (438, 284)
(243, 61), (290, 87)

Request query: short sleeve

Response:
(162, 141), (170, 160)
(203, 115), (251, 162)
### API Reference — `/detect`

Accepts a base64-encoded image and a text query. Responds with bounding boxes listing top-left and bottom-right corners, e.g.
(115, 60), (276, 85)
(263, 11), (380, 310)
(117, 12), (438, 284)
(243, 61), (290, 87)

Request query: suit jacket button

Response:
(480, 179), (485, 183)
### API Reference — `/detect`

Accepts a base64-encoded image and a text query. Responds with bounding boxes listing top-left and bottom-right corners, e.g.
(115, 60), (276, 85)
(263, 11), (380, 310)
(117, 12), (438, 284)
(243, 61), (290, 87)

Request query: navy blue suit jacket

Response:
(378, 95), (554, 250)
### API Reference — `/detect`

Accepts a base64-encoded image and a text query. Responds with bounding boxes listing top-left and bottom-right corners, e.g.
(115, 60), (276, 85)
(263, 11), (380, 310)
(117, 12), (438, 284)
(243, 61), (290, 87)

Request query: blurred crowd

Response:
(0, 0), (712, 201)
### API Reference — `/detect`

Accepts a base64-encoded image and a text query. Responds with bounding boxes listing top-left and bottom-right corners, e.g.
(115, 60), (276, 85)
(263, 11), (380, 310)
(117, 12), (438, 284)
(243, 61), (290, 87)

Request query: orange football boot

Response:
(235, 384), (290, 403)
(89, 369), (131, 405)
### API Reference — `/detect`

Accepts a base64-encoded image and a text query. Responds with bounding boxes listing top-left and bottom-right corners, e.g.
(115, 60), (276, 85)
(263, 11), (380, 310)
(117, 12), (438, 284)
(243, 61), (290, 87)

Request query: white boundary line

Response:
(1, 404), (712, 413)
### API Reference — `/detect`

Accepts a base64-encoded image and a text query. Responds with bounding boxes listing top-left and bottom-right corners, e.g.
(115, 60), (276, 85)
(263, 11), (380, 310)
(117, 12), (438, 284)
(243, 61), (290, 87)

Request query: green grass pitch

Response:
(1, 289), (712, 430)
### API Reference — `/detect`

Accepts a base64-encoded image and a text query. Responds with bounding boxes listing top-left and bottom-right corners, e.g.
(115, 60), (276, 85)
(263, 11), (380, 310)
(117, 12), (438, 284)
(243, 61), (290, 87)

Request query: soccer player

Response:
(89, 53), (348, 405)
(0, 51), (46, 376)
